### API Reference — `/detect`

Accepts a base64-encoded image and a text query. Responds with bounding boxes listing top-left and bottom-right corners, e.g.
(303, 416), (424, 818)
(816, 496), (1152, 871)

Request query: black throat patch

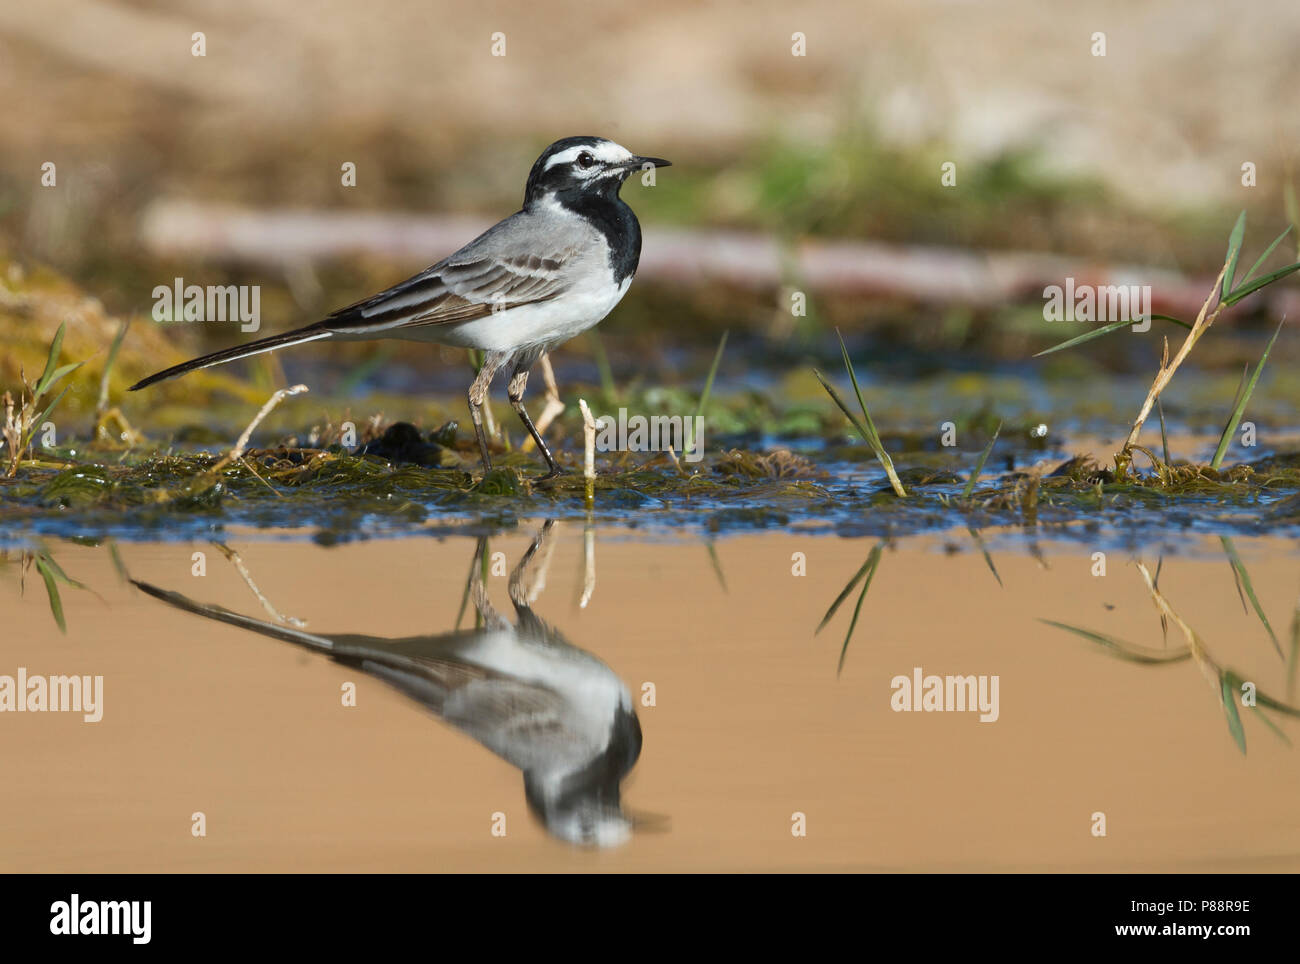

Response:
(553, 189), (642, 285)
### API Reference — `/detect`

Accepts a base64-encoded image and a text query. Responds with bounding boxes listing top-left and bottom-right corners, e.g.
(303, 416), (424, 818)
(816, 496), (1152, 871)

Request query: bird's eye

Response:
(577, 152), (595, 169)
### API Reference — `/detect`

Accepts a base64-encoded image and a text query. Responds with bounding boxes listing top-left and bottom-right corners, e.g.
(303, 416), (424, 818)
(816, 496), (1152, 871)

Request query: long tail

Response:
(131, 579), (338, 653)
(126, 326), (334, 391)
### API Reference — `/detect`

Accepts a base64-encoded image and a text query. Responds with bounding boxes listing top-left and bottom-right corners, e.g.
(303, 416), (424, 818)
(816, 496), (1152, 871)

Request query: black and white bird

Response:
(131, 522), (650, 848)
(128, 136), (671, 477)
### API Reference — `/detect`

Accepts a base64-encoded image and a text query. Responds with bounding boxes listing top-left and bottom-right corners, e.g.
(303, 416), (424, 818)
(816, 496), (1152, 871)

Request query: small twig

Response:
(578, 398), (596, 508)
(94, 406), (144, 447)
(1118, 262), (1229, 472)
(213, 542), (306, 628)
(155, 384), (309, 504)
(579, 524), (596, 610)
(211, 384), (309, 474)
(237, 455), (281, 497)
(663, 443), (688, 477)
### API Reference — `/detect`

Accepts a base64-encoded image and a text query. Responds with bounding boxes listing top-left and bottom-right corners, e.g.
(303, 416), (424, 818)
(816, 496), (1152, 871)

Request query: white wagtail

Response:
(131, 522), (649, 847)
(128, 136), (671, 478)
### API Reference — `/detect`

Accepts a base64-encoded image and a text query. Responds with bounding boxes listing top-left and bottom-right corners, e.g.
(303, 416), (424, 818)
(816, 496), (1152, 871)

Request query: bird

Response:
(130, 521), (653, 848)
(127, 136), (671, 478)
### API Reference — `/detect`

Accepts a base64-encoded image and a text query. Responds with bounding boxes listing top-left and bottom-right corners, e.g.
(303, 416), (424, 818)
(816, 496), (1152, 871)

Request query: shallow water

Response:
(3, 522), (1298, 871)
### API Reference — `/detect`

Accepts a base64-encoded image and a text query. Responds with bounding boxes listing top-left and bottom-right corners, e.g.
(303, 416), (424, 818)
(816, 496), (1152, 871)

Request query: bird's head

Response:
(550, 804), (635, 848)
(524, 136), (670, 207)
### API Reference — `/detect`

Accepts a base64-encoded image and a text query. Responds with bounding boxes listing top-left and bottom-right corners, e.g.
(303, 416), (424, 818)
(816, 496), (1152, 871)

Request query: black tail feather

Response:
(127, 327), (333, 391)
(130, 579), (336, 653)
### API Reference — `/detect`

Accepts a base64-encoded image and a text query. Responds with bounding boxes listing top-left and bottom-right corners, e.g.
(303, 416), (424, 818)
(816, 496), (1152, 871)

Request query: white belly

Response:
(390, 275), (633, 354)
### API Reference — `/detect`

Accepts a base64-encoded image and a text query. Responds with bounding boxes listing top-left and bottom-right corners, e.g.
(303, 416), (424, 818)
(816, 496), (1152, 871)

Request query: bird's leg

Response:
(508, 368), (563, 478)
(507, 519), (556, 613)
(467, 351), (506, 472)
(468, 537), (510, 630)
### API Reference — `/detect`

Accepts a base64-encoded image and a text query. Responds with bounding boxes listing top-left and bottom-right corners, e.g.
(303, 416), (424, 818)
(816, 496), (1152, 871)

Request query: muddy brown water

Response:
(3, 524), (1299, 871)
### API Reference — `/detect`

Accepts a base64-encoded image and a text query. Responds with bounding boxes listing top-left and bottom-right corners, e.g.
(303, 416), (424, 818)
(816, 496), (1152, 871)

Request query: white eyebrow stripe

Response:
(542, 141), (633, 171)
(543, 146), (591, 170)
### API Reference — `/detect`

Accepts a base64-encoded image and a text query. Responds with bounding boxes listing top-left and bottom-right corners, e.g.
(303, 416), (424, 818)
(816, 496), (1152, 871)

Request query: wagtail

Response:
(128, 136), (671, 477)
(132, 522), (650, 847)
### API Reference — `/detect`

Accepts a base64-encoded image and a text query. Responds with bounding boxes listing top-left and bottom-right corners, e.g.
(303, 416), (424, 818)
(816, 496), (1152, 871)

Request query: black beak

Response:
(628, 155), (671, 170)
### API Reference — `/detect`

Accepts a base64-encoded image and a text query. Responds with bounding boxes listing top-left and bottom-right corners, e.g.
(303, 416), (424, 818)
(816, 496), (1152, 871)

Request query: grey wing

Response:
(443, 677), (597, 773)
(322, 211), (584, 333)
(356, 653), (595, 772)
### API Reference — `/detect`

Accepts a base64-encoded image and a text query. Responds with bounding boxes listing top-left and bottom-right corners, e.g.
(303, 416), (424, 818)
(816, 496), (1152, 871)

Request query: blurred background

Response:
(3, 0), (1300, 435)
(10, 1), (1300, 872)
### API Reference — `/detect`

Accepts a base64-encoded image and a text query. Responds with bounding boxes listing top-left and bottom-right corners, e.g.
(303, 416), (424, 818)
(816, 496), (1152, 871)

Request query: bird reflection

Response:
(132, 520), (645, 847)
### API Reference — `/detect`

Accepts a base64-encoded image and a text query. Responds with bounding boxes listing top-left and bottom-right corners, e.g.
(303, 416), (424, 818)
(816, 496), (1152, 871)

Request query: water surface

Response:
(3, 522), (1298, 870)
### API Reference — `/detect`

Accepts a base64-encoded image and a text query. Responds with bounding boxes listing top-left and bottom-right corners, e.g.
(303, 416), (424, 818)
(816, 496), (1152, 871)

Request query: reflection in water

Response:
(816, 531), (1300, 755)
(132, 521), (646, 847)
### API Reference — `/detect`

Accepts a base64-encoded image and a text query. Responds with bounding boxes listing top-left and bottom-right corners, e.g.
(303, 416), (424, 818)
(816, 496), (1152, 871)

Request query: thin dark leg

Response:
(514, 398), (562, 478)
(508, 368), (563, 478)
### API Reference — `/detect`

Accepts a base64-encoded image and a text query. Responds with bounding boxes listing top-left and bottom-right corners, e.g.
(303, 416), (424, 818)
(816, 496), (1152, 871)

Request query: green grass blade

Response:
(33, 322), (67, 397)
(1220, 670), (1300, 720)
(97, 318), (131, 411)
(1156, 397), (1170, 466)
(1289, 595), (1300, 701)
(1034, 314), (1194, 358)
(1238, 225), (1293, 288)
(706, 540), (728, 593)
(107, 541), (131, 584)
(831, 330), (907, 496)
(1218, 535), (1282, 656)
(30, 385), (72, 442)
(1249, 703), (1292, 746)
(455, 542), (483, 630)
(1210, 317), (1284, 469)
(814, 369), (873, 444)
(37, 553), (88, 591)
(1221, 261), (1300, 306)
(837, 545), (882, 676)
(836, 330), (883, 448)
(33, 556), (67, 633)
(1287, 182), (1300, 258)
(1033, 319), (1141, 358)
(1220, 672), (1247, 754)
(967, 526), (1002, 587)
(1226, 540), (1248, 614)
(1247, 681), (1300, 718)
(1038, 619), (1191, 663)
(587, 329), (617, 402)
(1222, 210), (1247, 298)
(1155, 556), (1169, 644)
(962, 421), (1001, 499)
(816, 552), (876, 634)
(813, 368), (907, 496)
(1227, 362), (1250, 419)
(36, 361), (84, 400)
(687, 331), (728, 453)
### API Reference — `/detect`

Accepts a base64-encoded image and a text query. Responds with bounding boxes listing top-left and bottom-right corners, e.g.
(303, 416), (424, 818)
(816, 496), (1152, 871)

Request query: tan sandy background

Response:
(2, 525), (1297, 871)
